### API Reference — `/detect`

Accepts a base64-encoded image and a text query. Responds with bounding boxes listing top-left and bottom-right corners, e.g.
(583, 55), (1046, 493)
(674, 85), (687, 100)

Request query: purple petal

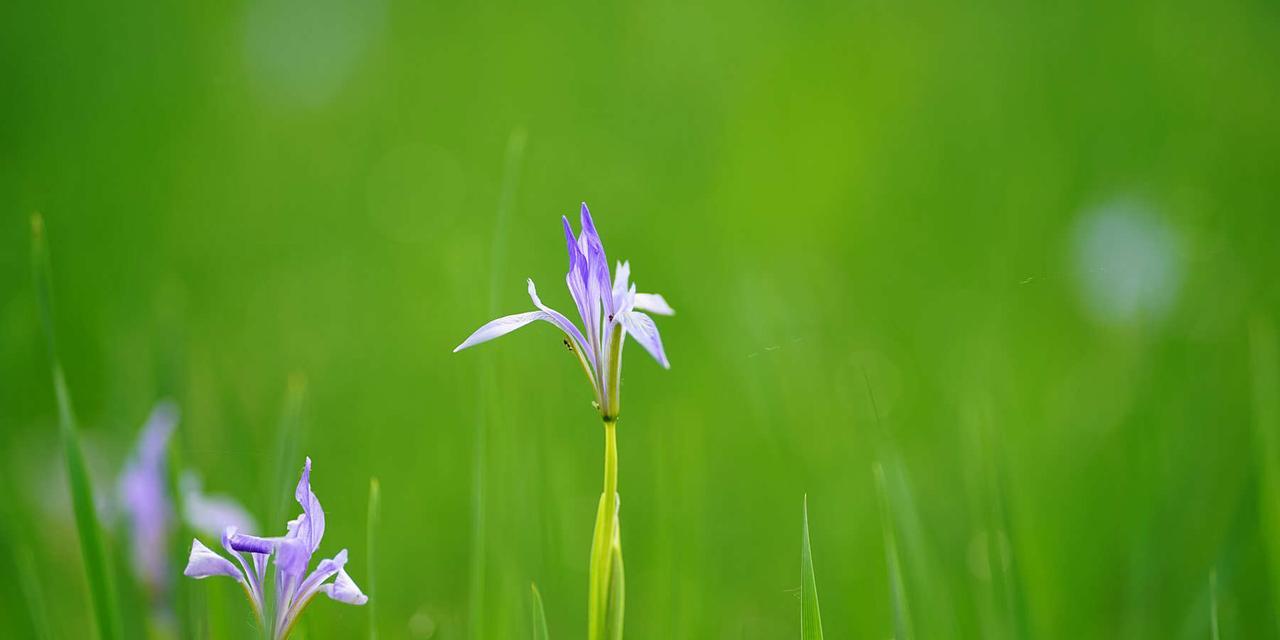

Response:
(118, 401), (179, 588)
(580, 203), (613, 316)
(184, 538), (243, 581)
(275, 535), (312, 581)
(633, 293), (675, 316)
(294, 457), (325, 554)
(137, 401), (179, 461)
(323, 567), (369, 605)
(296, 549), (348, 601)
(228, 531), (274, 555)
(453, 310), (548, 352)
(562, 215), (588, 281)
(565, 215), (593, 335)
(527, 279), (590, 356)
(620, 311), (670, 369)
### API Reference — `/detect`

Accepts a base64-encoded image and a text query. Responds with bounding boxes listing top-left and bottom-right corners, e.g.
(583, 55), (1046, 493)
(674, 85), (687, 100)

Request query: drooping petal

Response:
(323, 567), (369, 605)
(295, 549), (348, 602)
(181, 472), (259, 537)
(293, 457), (325, 554)
(221, 527), (265, 606)
(453, 310), (548, 352)
(633, 293), (675, 316)
(527, 279), (590, 356)
(184, 538), (243, 581)
(227, 530), (274, 555)
(619, 311), (670, 369)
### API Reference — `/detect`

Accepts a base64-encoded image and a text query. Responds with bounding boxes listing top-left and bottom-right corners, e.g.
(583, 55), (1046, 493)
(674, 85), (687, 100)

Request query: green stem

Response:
(588, 420), (621, 640)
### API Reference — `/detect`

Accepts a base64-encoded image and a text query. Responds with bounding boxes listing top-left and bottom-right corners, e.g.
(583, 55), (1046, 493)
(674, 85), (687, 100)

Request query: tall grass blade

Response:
(471, 127), (528, 640)
(368, 477), (381, 640)
(607, 533), (625, 640)
(269, 374), (307, 527)
(31, 214), (121, 640)
(874, 462), (914, 640)
(531, 582), (550, 640)
(15, 545), (53, 640)
(801, 495), (824, 640)
(1250, 317), (1280, 633)
(1209, 570), (1220, 640)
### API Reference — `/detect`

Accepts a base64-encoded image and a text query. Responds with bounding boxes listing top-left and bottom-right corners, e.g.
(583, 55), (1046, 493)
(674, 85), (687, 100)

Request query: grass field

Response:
(2, 0), (1280, 637)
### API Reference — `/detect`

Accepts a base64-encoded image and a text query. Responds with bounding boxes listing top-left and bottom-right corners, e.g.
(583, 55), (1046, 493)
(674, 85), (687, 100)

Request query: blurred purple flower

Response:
(454, 202), (674, 420)
(184, 457), (366, 639)
(117, 401), (179, 593)
(117, 401), (259, 599)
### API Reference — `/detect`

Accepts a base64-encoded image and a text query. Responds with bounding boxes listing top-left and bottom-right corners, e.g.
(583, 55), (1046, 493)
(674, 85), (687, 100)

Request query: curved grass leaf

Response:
(31, 214), (121, 640)
(607, 537), (625, 640)
(874, 462), (914, 640)
(369, 477), (381, 640)
(15, 545), (53, 640)
(801, 495), (824, 640)
(1250, 317), (1280, 631)
(1210, 569), (1220, 640)
(531, 582), (550, 640)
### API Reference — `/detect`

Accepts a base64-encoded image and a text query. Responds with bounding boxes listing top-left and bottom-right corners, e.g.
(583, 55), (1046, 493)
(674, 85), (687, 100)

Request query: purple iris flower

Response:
(454, 202), (674, 421)
(183, 457), (367, 639)
(117, 401), (260, 614)
(117, 401), (179, 594)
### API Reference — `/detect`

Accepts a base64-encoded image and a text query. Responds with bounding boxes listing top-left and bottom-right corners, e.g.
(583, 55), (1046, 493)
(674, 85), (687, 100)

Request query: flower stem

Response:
(588, 419), (623, 640)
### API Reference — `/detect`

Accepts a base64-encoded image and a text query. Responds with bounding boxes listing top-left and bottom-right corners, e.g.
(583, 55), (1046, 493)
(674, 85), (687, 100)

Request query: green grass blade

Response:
(801, 495), (824, 640)
(874, 462), (914, 640)
(1209, 569), (1220, 640)
(607, 534), (625, 640)
(470, 127), (528, 640)
(368, 477), (381, 640)
(531, 582), (550, 640)
(1251, 317), (1280, 633)
(15, 545), (53, 640)
(31, 214), (121, 640)
(270, 374), (307, 526)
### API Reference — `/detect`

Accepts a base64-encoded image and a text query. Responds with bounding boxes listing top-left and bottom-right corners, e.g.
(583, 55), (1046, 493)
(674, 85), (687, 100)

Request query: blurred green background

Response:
(3, 0), (1280, 637)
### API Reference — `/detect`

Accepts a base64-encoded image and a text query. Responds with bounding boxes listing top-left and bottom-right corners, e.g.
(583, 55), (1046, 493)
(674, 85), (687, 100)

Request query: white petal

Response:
(611, 260), (631, 299)
(527, 279), (591, 355)
(323, 567), (368, 605)
(633, 293), (674, 316)
(453, 311), (547, 352)
(184, 538), (243, 581)
(620, 311), (670, 369)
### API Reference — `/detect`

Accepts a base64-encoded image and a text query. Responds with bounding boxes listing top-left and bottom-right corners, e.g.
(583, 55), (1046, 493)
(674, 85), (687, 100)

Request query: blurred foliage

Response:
(2, 0), (1279, 637)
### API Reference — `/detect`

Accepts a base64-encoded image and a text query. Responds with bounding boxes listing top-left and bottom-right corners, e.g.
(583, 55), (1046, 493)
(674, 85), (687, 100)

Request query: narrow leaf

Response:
(531, 582), (550, 640)
(472, 128), (526, 640)
(368, 477), (381, 640)
(32, 214), (121, 640)
(269, 373), (307, 527)
(606, 534), (625, 640)
(874, 462), (914, 640)
(1209, 569), (1220, 640)
(15, 545), (53, 640)
(801, 495), (824, 640)
(1251, 317), (1280, 632)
